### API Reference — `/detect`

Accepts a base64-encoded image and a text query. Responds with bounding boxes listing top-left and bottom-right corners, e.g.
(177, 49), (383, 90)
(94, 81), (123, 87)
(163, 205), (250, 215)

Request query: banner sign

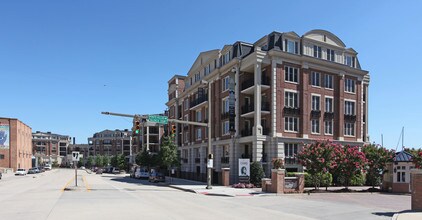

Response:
(238, 158), (250, 183)
(0, 125), (10, 149)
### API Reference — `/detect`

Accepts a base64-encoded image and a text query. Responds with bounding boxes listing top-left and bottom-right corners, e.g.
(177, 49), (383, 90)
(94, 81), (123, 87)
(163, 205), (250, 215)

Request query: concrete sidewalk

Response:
(165, 177), (260, 197)
(392, 212), (422, 220)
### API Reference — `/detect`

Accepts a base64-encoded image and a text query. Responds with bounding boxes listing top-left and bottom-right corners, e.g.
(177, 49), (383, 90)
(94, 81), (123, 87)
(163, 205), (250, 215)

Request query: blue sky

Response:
(1, 0), (421, 149)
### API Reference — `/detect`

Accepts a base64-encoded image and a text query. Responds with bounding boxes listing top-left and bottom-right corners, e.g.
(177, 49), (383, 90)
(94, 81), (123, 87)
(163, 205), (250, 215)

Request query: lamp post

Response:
(202, 80), (212, 189)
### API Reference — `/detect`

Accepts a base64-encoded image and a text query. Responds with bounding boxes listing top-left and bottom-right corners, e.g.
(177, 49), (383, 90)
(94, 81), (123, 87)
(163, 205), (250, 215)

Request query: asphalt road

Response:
(0, 169), (411, 220)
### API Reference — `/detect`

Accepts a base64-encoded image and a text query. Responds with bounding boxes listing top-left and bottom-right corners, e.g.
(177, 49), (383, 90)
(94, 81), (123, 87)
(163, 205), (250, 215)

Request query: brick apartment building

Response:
(88, 129), (135, 161)
(166, 29), (369, 184)
(32, 131), (72, 166)
(0, 117), (32, 171)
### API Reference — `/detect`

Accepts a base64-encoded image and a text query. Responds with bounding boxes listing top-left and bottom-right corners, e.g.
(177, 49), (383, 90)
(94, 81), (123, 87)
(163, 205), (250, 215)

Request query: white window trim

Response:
(345, 78), (356, 94)
(311, 119), (320, 134)
(284, 117), (299, 133)
(284, 90), (299, 108)
(325, 96), (334, 113)
(222, 76), (229, 92)
(344, 122), (355, 137)
(284, 66), (299, 84)
(196, 128), (202, 140)
(344, 99), (356, 115)
(324, 120), (333, 135)
(324, 74), (334, 90)
(311, 71), (321, 88)
(222, 121), (230, 136)
(222, 97), (229, 113)
(311, 94), (321, 111)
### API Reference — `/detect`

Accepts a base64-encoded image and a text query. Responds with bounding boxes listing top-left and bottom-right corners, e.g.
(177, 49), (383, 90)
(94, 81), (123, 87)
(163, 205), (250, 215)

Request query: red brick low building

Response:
(0, 117), (32, 171)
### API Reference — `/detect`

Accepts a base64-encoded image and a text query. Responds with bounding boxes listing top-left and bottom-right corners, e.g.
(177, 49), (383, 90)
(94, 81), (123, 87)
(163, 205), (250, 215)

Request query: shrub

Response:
(250, 161), (265, 187)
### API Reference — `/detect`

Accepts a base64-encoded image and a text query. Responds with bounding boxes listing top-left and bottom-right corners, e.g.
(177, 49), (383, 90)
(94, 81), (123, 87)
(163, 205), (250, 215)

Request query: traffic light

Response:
(135, 120), (140, 134)
(171, 125), (176, 136)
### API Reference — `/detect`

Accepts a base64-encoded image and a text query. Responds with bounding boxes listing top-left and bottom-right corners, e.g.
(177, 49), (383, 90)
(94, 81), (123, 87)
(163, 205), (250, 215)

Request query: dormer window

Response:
(285, 39), (298, 54)
(223, 51), (231, 65)
(313, 45), (322, 58)
(327, 49), (335, 61)
(345, 55), (355, 67)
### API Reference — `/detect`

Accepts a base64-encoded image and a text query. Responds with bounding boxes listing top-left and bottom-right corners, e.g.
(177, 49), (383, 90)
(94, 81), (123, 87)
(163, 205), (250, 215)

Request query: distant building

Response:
(32, 131), (72, 166)
(138, 117), (166, 154)
(0, 117), (32, 171)
(67, 144), (90, 166)
(88, 129), (134, 161)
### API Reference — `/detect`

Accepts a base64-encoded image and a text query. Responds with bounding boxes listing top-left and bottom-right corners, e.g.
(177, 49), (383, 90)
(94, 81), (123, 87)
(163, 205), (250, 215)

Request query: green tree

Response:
(103, 156), (110, 167)
(362, 144), (395, 188)
(405, 148), (422, 169)
(110, 155), (118, 168)
(117, 154), (127, 170)
(86, 156), (93, 168)
(158, 136), (180, 171)
(250, 161), (265, 187)
(95, 155), (103, 167)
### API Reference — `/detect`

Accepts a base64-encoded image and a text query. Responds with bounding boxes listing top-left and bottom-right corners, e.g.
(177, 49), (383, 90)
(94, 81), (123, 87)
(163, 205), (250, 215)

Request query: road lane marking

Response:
(82, 175), (91, 192)
(61, 177), (74, 192)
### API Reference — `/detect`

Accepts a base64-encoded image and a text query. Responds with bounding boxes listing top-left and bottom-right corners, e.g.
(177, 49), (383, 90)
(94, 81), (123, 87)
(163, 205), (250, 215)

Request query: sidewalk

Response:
(393, 212), (422, 220)
(165, 177), (260, 197)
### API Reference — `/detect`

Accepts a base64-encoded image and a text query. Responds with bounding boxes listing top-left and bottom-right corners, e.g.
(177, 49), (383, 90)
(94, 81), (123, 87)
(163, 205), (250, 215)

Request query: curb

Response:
(167, 185), (197, 194)
(391, 213), (399, 220)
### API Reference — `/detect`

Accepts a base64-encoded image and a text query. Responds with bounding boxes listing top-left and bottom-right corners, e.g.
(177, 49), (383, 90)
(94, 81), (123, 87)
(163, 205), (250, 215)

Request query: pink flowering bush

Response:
(331, 145), (367, 189)
(362, 144), (394, 188)
(297, 140), (334, 189)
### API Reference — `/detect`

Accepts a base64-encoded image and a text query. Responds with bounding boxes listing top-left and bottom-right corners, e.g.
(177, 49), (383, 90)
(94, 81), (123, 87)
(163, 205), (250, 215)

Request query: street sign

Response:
(148, 115), (168, 124)
(72, 151), (80, 162)
(207, 159), (213, 168)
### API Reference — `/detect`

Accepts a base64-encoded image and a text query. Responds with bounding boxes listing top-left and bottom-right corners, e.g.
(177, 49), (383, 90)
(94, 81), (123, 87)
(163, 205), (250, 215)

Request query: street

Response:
(0, 169), (411, 220)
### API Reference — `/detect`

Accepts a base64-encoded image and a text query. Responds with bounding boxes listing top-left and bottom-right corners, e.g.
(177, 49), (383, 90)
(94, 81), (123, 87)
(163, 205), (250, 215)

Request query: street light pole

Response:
(205, 80), (212, 189)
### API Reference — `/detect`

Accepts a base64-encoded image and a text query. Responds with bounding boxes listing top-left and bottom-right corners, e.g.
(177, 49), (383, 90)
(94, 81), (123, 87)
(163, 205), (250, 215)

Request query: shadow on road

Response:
(372, 210), (413, 217)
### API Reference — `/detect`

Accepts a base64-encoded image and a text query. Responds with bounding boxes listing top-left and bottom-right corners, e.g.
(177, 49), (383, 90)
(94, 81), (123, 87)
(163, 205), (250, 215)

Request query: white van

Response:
(135, 167), (149, 179)
(44, 164), (52, 170)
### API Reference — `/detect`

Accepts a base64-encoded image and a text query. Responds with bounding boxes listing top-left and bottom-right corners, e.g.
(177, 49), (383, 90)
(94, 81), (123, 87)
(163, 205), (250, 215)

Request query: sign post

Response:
(72, 151), (80, 186)
(238, 159), (250, 183)
(148, 115), (168, 124)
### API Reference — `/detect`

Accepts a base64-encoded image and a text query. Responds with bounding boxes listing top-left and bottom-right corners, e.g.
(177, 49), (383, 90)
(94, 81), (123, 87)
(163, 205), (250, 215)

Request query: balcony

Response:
(241, 128), (252, 137)
(241, 78), (254, 91)
(195, 158), (200, 163)
(344, 114), (357, 121)
(241, 104), (254, 114)
(324, 112), (335, 120)
(263, 127), (270, 135)
(221, 157), (230, 164)
(311, 110), (321, 118)
(181, 158), (188, 163)
(285, 157), (299, 165)
(261, 101), (270, 111)
(190, 95), (208, 110)
(283, 107), (300, 116)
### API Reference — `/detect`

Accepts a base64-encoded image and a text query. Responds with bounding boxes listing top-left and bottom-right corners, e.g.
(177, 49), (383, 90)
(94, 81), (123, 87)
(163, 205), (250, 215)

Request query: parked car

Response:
(38, 167), (45, 172)
(96, 168), (103, 174)
(0, 172), (2, 179)
(44, 164), (52, 170)
(112, 168), (120, 174)
(149, 171), (165, 183)
(15, 168), (27, 176)
(27, 168), (38, 174)
(135, 167), (149, 179)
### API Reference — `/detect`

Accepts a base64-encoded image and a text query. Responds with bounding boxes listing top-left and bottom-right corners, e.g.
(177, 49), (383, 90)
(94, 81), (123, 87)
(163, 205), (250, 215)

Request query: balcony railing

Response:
(195, 158), (200, 163)
(221, 157), (229, 164)
(261, 102), (270, 111)
(324, 112), (335, 120)
(190, 95), (208, 108)
(344, 114), (357, 121)
(241, 79), (254, 90)
(262, 76), (270, 86)
(241, 128), (252, 137)
(283, 107), (300, 116)
(241, 104), (254, 114)
(311, 110), (321, 118)
(181, 158), (188, 163)
(285, 157), (299, 164)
